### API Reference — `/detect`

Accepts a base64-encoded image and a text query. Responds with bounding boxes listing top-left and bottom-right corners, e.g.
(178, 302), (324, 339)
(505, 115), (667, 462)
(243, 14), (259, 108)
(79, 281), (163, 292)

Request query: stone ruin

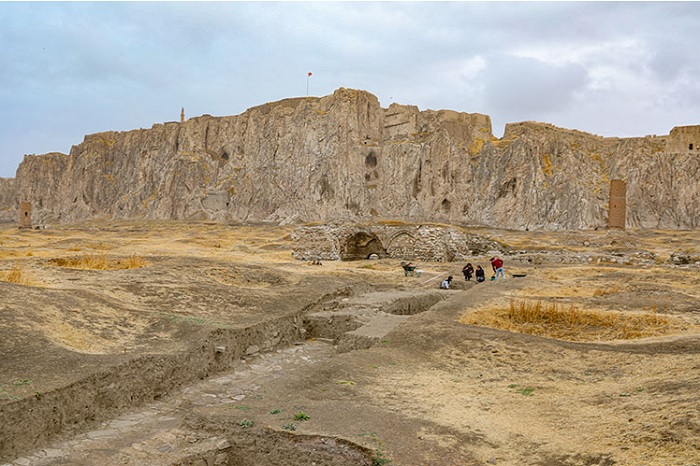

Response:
(666, 125), (700, 152)
(608, 180), (626, 230)
(19, 201), (31, 229)
(290, 223), (504, 262)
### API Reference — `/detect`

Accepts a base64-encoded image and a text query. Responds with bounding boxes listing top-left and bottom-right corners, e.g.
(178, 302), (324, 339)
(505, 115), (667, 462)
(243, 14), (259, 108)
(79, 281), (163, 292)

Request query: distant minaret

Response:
(180, 107), (185, 123)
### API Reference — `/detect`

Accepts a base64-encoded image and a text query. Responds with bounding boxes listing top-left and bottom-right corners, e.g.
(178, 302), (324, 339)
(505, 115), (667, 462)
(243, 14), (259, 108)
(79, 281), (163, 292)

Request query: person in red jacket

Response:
(490, 257), (505, 280)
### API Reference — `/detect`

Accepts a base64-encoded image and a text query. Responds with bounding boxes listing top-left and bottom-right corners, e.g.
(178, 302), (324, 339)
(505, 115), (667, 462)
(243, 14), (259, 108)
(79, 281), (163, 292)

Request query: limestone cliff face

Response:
(0, 177), (17, 222)
(4, 88), (700, 229)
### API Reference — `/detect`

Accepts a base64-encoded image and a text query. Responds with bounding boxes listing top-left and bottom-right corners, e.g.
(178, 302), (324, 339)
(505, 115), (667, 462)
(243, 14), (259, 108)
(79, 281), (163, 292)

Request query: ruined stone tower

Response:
(19, 201), (31, 229)
(608, 180), (626, 230)
(666, 125), (700, 152)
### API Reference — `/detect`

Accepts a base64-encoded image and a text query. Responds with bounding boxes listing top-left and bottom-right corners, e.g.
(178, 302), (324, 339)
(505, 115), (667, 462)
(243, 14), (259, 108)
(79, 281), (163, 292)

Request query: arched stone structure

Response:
(339, 231), (386, 260)
(386, 232), (416, 258)
(291, 223), (505, 262)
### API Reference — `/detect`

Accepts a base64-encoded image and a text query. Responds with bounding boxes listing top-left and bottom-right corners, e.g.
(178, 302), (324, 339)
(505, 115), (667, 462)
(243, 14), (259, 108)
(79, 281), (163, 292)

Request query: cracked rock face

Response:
(2, 88), (699, 230)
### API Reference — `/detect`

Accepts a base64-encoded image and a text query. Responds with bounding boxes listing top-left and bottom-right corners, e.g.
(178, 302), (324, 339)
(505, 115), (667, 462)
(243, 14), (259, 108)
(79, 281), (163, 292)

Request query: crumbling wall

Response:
(291, 223), (504, 262)
(608, 180), (626, 230)
(18, 201), (31, 228)
(666, 125), (700, 153)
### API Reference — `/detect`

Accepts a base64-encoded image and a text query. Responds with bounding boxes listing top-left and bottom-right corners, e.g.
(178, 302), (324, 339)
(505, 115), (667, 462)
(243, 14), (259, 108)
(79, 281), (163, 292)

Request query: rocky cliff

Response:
(1, 88), (698, 229)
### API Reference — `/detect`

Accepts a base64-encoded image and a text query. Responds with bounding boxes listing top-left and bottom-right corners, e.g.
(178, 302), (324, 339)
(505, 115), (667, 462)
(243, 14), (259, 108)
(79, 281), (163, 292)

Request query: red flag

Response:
(308, 72), (312, 77)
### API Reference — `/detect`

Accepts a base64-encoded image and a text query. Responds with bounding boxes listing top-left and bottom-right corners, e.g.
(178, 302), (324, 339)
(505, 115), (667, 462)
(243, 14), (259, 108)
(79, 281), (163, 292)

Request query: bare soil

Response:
(0, 221), (698, 466)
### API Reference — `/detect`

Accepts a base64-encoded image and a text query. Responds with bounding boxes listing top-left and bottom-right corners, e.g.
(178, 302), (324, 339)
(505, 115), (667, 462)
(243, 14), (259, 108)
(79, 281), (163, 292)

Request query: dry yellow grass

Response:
(521, 264), (700, 303)
(518, 282), (625, 299)
(461, 299), (685, 342)
(592, 284), (622, 296)
(49, 254), (147, 270)
(0, 264), (33, 286)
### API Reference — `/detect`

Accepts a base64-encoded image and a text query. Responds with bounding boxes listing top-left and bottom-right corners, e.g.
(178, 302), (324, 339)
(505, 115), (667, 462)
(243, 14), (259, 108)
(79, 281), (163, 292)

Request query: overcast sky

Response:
(1, 1), (699, 178)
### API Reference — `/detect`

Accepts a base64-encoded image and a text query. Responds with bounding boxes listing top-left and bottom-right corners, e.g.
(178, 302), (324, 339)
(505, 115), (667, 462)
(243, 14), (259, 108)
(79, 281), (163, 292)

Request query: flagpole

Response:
(306, 72), (312, 96)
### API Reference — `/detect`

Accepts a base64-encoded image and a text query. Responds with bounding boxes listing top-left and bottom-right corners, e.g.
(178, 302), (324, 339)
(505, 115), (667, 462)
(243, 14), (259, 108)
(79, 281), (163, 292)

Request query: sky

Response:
(1, 1), (699, 178)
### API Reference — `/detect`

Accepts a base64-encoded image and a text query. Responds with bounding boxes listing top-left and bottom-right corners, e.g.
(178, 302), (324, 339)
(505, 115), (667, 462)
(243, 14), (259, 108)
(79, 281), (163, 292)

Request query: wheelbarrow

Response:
(401, 262), (417, 277)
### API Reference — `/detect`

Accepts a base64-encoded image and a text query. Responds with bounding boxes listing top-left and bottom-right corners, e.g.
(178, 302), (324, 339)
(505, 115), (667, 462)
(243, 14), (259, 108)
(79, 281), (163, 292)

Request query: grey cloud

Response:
(482, 54), (588, 120)
(1, 2), (700, 177)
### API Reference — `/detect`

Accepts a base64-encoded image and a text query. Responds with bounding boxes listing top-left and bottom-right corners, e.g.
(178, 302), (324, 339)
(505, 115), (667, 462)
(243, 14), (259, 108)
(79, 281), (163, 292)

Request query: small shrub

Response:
(372, 449), (391, 466)
(282, 423), (296, 431)
(238, 419), (254, 428)
(293, 412), (310, 421)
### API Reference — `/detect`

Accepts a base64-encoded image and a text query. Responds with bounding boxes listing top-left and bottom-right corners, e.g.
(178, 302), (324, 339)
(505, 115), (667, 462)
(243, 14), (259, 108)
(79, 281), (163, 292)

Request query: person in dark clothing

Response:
(475, 265), (485, 283)
(462, 263), (474, 281)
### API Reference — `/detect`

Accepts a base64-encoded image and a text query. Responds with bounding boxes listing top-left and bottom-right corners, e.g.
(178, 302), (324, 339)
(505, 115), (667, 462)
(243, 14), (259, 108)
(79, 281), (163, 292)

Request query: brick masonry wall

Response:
(608, 180), (626, 230)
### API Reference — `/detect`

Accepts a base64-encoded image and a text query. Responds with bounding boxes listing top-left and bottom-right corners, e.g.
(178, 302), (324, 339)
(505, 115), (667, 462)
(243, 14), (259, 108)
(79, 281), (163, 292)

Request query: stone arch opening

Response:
(386, 232), (416, 258)
(340, 231), (385, 261)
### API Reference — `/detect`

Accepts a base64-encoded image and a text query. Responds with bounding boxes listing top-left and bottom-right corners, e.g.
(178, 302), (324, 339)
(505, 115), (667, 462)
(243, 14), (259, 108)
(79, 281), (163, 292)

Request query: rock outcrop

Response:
(0, 177), (17, 222)
(1, 88), (698, 229)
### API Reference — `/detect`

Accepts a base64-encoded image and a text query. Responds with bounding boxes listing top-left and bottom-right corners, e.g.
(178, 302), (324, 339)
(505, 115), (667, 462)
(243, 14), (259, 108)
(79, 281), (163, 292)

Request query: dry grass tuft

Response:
(592, 284), (622, 296)
(0, 264), (33, 286)
(49, 254), (147, 270)
(461, 299), (685, 342)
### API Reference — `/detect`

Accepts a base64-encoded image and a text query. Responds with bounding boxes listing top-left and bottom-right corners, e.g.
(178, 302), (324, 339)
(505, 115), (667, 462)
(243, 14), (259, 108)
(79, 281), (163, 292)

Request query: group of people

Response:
(459, 263), (484, 283)
(441, 257), (505, 289)
(460, 257), (505, 283)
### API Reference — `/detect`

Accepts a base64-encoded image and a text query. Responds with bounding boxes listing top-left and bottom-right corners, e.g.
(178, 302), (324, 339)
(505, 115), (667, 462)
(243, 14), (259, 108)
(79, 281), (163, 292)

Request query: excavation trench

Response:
(171, 430), (378, 466)
(169, 291), (446, 466)
(2, 289), (444, 465)
(303, 290), (445, 352)
(0, 310), (309, 462)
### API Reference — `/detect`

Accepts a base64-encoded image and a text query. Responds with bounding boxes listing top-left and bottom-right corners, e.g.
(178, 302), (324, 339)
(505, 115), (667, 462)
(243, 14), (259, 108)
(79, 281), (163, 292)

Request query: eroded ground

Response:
(0, 221), (698, 466)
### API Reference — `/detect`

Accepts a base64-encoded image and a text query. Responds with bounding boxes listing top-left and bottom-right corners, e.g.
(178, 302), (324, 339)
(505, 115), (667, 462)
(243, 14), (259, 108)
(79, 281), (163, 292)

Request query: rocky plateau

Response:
(0, 88), (698, 230)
